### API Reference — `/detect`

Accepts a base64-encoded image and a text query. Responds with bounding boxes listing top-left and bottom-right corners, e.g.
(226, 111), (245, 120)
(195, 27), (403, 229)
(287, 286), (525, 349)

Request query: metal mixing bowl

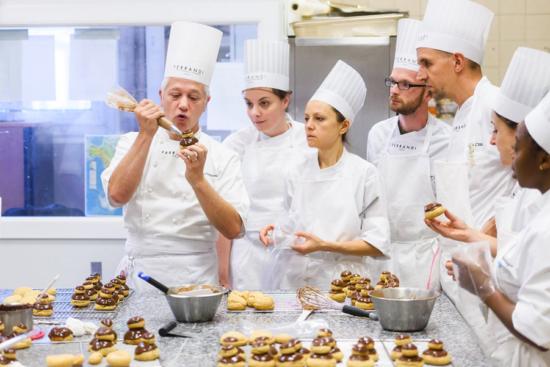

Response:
(164, 284), (228, 323)
(0, 305), (33, 336)
(370, 288), (440, 331)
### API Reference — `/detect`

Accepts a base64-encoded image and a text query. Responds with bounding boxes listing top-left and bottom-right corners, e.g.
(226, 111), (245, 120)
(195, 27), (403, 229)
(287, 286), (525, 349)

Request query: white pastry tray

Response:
(236, 338), (454, 366)
(21, 339), (162, 367)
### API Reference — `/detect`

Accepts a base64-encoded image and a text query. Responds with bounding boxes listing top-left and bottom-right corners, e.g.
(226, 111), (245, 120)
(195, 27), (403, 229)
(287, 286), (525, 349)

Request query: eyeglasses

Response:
(384, 77), (427, 90)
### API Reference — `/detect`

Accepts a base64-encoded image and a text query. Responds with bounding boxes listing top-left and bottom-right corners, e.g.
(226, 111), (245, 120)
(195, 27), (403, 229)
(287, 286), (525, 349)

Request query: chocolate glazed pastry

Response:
(179, 131), (198, 149)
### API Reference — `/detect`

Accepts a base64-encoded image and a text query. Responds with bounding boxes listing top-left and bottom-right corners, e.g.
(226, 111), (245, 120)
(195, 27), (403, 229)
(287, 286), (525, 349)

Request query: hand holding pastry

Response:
(259, 225), (275, 246)
(178, 142), (208, 185)
(134, 99), (163, 137)
(292, 231), (324, 255)
(425, 208), (478, 243)
(452, 242), (495, 300)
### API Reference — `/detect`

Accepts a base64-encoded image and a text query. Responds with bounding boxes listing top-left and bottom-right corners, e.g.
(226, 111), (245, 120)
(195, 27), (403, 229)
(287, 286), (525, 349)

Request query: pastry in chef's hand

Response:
(424, 202), (446, 220)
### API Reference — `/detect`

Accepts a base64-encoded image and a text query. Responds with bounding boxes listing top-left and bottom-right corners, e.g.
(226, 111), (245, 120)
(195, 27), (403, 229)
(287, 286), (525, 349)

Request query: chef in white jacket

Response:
(101, 21), (249, 292)
(426, 47), (550, 363)
(259, 60), (390, 290)
(366, 19), (450, 289)
(453, 91), (550, 366)
(220, 40), (310, 290)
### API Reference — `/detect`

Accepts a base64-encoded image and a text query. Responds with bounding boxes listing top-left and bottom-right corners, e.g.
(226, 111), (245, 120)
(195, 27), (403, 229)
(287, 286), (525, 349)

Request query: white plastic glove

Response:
(451, 241), (496, 301)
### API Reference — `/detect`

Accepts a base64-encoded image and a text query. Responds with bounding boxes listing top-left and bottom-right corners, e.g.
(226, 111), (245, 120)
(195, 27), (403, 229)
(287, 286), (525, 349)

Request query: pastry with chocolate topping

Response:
(0, 355), (11, 365)
(33, 301), (54, 316)
(123, 328), (144, 345)
(355, 295), (374, 310)
(127, 316), (145, 329)
(9, 324), (32, 349)
(134, 341), (160, 361)
(2, 348), (16, 362)
(179, 131), (199, 150)
(88, 338), (116, 356)
(340, 270), (352, 283)
(424, 202), (445, 220)
(100, 319), (113, 329)
(95, 327), (117, 342)
(94, 296), (116, 311)
(71, 291), (90, 308)
(347, 342), (374, 367)
(48, 327), (74, 342)
(218, 355), (246, 367)
(306, 352), (336, 367)
(395, 343), (424, 367)
(422, 339), (452, 365)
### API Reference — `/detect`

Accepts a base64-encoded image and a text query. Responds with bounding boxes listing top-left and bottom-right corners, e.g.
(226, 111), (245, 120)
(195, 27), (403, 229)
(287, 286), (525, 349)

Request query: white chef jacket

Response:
(366, 114), (451, 195)
(101, 129), (249, 287)
(446, 77), (516, 228)
(490, 189), (550, 366)
(269, 148), (390, 289)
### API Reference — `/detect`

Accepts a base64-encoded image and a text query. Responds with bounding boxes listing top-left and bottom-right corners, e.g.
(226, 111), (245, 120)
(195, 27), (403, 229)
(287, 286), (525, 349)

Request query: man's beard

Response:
(391, 91), (425, 115)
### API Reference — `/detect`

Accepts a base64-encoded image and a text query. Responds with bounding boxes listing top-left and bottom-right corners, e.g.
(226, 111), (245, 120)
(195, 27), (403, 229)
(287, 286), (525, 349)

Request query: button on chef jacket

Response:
(445, 77), (516, 228)
(101, 129), (250, 288)
(276, 148), (390, 288)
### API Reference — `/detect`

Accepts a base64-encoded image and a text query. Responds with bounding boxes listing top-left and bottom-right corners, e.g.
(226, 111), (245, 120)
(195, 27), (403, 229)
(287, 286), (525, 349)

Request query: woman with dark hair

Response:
(259, 60), (390, 290)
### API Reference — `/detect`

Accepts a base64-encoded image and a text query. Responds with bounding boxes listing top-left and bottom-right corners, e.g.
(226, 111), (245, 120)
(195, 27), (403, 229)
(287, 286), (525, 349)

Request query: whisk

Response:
(105, 86), (184, 137)
(297, 286), (378, 320)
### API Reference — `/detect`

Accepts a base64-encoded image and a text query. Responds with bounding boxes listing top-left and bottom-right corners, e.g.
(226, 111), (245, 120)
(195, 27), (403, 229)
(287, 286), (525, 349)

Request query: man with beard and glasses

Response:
(366, 19), (450, 289)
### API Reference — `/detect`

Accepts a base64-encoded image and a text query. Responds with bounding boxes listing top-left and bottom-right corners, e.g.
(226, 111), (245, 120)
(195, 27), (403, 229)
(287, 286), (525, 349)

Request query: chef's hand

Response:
(134, 99), (163, 137)
(260, 225), (275, 246)
(452, 242), (496, 301)
(425, 210), (475, 242)
(292, 231), (324, 255)
(177, 143), (207, 184)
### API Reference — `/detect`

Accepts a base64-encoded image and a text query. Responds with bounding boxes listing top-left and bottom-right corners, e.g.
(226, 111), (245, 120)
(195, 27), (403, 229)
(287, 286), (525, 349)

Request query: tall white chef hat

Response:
(393, 19), (422, 72)
(309, 60), (366, 124)
(494, 47), (550, 123)
(244, 39), (290, 91)
(164, 21), (222, 86)
(416, 0), (494, 64)
(525, 91), (550, 154)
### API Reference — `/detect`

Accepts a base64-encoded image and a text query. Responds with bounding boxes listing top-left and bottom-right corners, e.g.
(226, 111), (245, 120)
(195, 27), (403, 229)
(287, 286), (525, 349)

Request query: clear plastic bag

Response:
(451, 241), (495, 300)
(239, 317), (329, 339)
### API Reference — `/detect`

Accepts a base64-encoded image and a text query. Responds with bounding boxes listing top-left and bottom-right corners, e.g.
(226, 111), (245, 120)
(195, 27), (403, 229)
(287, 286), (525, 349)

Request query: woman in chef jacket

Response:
(452, 91), (550, 367)
(259, 60), (390, 290)
(426, 47), (550, 252)
(220, 40), (310, 290)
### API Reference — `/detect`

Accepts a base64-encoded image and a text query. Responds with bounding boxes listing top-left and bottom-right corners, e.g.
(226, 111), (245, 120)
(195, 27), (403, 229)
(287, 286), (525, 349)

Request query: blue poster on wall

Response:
(85, 135), (122, 216)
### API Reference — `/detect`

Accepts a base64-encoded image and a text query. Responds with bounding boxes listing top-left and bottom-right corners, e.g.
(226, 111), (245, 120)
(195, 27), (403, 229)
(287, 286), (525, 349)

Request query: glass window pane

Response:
(0, 24), (256, 217)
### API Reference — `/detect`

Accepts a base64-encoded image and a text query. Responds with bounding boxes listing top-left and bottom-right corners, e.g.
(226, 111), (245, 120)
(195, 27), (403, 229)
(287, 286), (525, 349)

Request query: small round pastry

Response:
(123, 328), (144, 345)
(279, 340), (296, 355)
(220, 331), (248, 347)
(219, 345), (239, 358)
(350, 274), (362, 284)
(253, 295), (275, 311)
(33, 301), (54, 316)
(355, 278), (369, 290)
(250, 340), (271, 355)
(37, 293), (53, 304)
(127, 316), (145, 329)
(310, 338), (331, 354)
(396, 355), (424, 367)
(251, 330), (274, 345)
(290, 339), (302, 352)
(89, 272), (101, 281)
(140, 331), (156, 344)
(218, 355), (246, 367)
(134, 341), (160, 361)
(103, 282), (116, 291)
(2, 348), (16, 361)
(12, 324), (28, 334)
(298, 347), (310, 358)
(106, 350), (132, 367)
(379, 271), (391, 282)
(116, 273), (127, 284)
(98, 287), (114, 299)
(347, 354), (374, 367)
(329, 347), (343, 362)
(109, 278), (123, 290)
(316, 329), (333, 338)
(395, 334), (412, 346)
(94, 281), (103, 291)
(355, 296), (374, 310)
(340, 270), (352, 283)
(345, 285), (356, 298)
(424, 202), (445, 220)
(306, 353), (336, 367)
(88, 352), (103, 365)
(179, 132), (199, 150)
(275, 333), (293, 345)
(401, 344), (419, 358)
(360, 288), (372, 297)
(94, 296), (116, 310)
(330, 279), (345, 291)
(74, 285), (86, 294)
(321, 337), (336, 348)
(249, 352), (275, 367)
(328, 290), (346, 303)
(13, 287), (32, 297)
(82, 281), (95, 291)
(48, 327), (74, 342)
(85, 276), (99, 285)
(100, 318), (113, 329)
(88, 338), (116, 356)
(422, 339), (452, 365)
(351, 342), (369, 355)
(374, 281), (386, 290)
(45, 354), (76, 367)
(84, 288), (98, 301)
(227, 294), (247, 311)
(70, 293), (90, 308)
(95, 327), (117, 342)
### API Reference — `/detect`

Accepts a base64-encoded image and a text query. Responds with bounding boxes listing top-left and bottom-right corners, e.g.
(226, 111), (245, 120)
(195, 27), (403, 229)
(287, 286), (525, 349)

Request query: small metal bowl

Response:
(164, 284), (228, 323)
(370, 288), (439, 331)
(0, 304), (33, 336)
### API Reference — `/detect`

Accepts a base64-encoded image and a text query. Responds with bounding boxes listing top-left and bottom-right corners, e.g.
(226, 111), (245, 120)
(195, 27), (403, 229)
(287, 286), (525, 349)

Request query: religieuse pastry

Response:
(277, 339), (305, 367)
(179, 130), (199, 150)
(217, 345), (246, 367)
(124, 316), (147, 345)
(391, 334), (413, 360)
(88, 338), (116, 357)
(395, 343), (424, 367)
(347, 342), (375, 367)
(422, 339), (452, 365)
(424, 202), (446, 220)
(218, 344), (245, 360)
(356, 337), (378, 363)
(48, 327), (74, 342)
(134, 341), (160, 361)
(307, 337), (336, 367)
(33, 301), (54, 317)
(249, 339), (276, 367)
(70, 286), (91, 308)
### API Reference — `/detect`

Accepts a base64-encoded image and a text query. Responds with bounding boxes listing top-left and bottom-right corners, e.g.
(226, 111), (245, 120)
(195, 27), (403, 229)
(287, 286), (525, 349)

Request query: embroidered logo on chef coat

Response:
(391, 143), (417, 152)
(160, 149), (179, 158)
(453, 123), (466, 133)
(171, 64), (205, 76)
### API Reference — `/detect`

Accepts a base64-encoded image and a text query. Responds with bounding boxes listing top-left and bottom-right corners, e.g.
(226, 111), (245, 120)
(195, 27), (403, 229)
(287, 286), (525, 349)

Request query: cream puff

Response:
(95, 327), (117, 342)
(424, 202), (446, 220)
(328, 290), (346, 303)
(340, 270), (352, 283)
(48, 327), (74, 342)
(123, 328), (144, 345)
(88, 338), (116, 356)
(330, 279), (345, 292)
(422, 339), (452, 365)
(71, 292), (90, 308)
(94, 296), (116, 310)
(220, 331), (248, 347)
(310, 338), (332, 354)
(355, 296), (374, 310)
(396, 343), (424, 367)
(33, 301), (54, 316)
(253, 295), (275, 311)
(347, 343), (374, 367)
(134, 341), (160, 361)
